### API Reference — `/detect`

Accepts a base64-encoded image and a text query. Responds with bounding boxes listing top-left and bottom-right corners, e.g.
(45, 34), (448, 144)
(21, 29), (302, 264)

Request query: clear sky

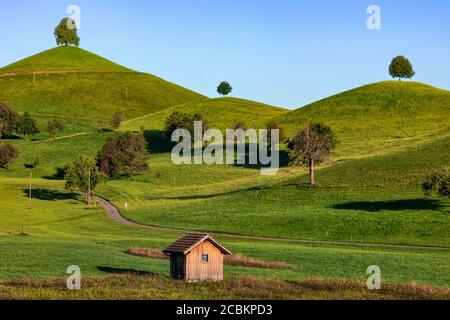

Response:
(1, 0), (449, 109)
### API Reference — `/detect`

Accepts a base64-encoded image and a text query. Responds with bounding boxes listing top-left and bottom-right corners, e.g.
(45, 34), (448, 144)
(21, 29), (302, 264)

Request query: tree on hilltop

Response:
(54, 18), (80, 47)
(217, 81), (233, 97)
(389, 56), (415, 81)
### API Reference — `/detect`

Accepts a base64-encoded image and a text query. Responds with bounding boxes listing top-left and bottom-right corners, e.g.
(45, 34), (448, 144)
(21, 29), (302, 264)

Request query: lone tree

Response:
(46, 119), (65, 138)
(0, 144), (20, 169)
(17, 112), (40, 141)
(389, 56), (415, 81)
(97, 132), (149, 178)
(64, 156), (105, 204)
(288, 123), (337, 186)
(217, 81), (233, 97)
(54, 18), (80, 47)
(0, 103), (19, 139)
(423, 168), (450, 199)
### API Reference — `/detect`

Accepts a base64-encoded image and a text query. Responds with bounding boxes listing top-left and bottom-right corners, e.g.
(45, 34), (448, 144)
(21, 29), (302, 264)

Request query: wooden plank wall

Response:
(185, 241), (223, 282)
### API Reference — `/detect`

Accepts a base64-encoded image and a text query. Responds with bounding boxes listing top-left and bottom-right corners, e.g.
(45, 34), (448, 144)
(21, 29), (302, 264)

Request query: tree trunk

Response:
(309, 160), (316, 186)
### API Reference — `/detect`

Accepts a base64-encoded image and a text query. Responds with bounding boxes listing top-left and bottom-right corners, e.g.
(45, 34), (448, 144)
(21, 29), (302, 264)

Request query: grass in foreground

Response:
(1, 275), (448, 300)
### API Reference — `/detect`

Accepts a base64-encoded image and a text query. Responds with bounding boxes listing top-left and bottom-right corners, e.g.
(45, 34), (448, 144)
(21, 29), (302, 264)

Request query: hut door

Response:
(172, 255), (185, 280)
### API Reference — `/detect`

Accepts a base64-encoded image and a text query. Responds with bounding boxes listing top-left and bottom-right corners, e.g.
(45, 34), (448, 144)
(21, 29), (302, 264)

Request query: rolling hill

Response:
(121, 97), (289, 132)
(275, 81), (450, 159)
(0, 47), (206, 130)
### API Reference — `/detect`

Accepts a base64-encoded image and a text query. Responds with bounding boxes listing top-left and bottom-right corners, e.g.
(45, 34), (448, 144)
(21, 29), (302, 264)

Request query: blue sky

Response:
(1, 0), (449, 109)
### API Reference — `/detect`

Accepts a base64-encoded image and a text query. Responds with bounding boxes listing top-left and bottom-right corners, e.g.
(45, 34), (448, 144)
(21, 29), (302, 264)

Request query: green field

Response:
(276, 81), (450, 159)
(0, 47), (449, 298)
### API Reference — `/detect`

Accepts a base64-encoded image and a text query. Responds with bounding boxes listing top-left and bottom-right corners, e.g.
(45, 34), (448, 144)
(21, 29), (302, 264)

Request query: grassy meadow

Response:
(0, 47), (449, 298)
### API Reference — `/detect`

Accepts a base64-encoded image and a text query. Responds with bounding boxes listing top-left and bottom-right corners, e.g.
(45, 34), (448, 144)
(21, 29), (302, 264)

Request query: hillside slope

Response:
(0, 47), (133, 74)
(121, 97), (289, 132)
(276, 81), (450, 158)
(0, 47), (206, 129)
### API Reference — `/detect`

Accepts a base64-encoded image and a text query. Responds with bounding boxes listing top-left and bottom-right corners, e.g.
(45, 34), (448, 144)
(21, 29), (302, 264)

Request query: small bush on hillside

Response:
(97, 132), (149, 178)
(0, 144), (20, 169)
(266, 121), (286, 144)
(423, 167), (450, 199)
(164, 112), (209, 140)
(46, 119), (64, 138)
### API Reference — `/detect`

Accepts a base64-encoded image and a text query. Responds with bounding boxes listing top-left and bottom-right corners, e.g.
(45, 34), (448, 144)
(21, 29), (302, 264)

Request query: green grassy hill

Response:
(121, 97), (289, 132)
(0, 47), (206, 130)
(276, 81), (450, 159)
(0, 47), (133, 74)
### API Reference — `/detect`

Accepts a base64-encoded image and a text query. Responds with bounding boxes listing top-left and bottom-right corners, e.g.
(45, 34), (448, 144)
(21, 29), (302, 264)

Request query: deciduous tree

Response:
(288, 123), (337, 186)
(97, 133), (149, 178)
(0, 144), (20, 169)
(217, 81), (233, 97)
(54, 18), (80, 47)
(17, 112), (40, 141)
(389, 56), (415, 81)
(64, 156), (105, 203)
(0, 103), (19, 139)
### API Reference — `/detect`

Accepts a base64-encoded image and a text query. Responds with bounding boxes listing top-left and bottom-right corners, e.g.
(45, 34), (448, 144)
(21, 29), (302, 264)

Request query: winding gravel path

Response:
(92, 195), (450, 251)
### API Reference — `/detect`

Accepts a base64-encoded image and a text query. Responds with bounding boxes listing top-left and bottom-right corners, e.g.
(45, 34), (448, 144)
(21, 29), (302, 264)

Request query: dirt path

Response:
(91, 195), (450, 251)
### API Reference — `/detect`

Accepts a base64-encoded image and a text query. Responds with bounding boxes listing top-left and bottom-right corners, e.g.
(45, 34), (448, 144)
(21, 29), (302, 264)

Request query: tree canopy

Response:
(389, 56), (415, 80)
(64, 156), (105, 203)
(17, 112), (40, 140)
(0, 103), (19, 138)
(97, 133), (149, 178)
(54, 18), (80, 47)
(0, 144), (20, 169)
(217, 81), (233, 96)
(288, 123), (337, 186)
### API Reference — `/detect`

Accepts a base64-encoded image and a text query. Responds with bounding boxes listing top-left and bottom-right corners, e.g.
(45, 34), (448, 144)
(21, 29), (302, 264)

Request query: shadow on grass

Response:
(332, 199), (446, 212)
(22, 189), (79, 201)
(147, 185), (270, 201)
(43, 167), (66, 180)
(143, 130), (174, 154)
(97, 266), (159, 276)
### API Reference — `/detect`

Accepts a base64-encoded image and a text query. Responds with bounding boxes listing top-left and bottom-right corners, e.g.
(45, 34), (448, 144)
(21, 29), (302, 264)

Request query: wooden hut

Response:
(163, 233), (231, 282)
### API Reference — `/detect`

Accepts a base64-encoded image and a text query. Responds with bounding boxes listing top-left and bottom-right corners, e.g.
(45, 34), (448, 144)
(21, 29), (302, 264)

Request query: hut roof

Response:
(163, 233), (231, 256)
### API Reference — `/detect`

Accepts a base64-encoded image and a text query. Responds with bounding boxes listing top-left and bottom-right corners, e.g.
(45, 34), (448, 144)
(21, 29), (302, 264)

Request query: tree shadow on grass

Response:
(22, 189), (79, 201)
(143, 130), (174, 154)
(43, 167), (66, 180)
(332, 199), (447, 213)
(97, 266), (159, 276)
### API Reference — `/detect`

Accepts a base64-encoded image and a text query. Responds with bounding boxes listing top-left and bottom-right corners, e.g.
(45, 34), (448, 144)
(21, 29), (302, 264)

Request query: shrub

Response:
(0, 144), (20, 169)
(423, 167), (450, 198)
